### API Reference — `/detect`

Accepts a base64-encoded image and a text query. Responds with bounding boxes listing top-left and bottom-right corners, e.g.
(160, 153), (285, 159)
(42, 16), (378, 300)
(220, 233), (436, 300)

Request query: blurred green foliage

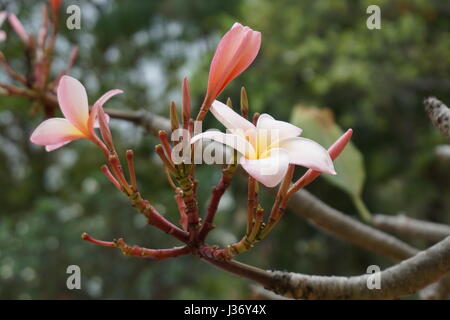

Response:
(0, 0), (449, 299)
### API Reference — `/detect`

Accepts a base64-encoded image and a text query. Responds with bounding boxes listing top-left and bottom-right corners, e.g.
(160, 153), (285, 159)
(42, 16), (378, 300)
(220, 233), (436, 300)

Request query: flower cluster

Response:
(27, 20), (352, 262)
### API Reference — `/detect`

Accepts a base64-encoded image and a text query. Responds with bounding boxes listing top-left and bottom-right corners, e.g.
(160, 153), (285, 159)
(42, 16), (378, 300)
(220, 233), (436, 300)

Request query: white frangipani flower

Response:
(191, 100), (336, 187)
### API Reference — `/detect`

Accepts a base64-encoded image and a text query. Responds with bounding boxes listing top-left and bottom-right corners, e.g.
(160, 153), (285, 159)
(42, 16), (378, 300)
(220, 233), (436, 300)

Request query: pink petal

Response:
(257, 113), (302, 144)
(93, 112), (110, 129)
(57, 75), (89, 133)
(0, 31), (6, 41)
(190, 130), (256, 158)
(93, 89), (123, 109)
(45, 140), (72, 152)
(216, 30), (261, 95)
(30, 118), (85, 150)
(208, 24), (248, 94)
(206, 23), (261, 101)
(240, 148), (290, 187)
(279, 137), (336, 174)
(89, 89), (122, 131)
(211, 100), (256, 140)
(8, 13), (28, 45)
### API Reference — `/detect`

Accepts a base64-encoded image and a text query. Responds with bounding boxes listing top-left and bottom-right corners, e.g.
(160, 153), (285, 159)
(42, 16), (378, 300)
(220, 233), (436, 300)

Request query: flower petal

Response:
(206, 23), (261, 102)
(257, 113), (302, 144)
(191, 130), (255, 158)
(208, 24), (248, 95)
(30, 118), (85, 150)
(211, 100), (256, 139)
(57, 75), (89, 132)
(240, 148), (290, 187)
(217, 30), (261, 95)
(89, 89), (122, 131)
(279, 137), (336, 174)
(45, 140), (72, 152)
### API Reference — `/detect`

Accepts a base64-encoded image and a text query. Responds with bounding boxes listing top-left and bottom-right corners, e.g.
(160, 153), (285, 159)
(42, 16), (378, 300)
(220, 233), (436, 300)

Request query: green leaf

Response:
(290, 105), (366, 199)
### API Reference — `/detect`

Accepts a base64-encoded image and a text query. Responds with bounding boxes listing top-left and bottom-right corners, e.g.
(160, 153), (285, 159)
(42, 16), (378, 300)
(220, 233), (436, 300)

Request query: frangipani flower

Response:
(191, 100), (335, 187)
(30, 75), (122, 151)
(198, 23), (261, 120)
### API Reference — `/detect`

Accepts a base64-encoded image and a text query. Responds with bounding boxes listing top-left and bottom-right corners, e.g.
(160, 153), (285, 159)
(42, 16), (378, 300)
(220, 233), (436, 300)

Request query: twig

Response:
(82, 233), (190, 260)
(198, 165), (235, 242)
(128, 192), (189, 243)
(373, 214), (450, 243)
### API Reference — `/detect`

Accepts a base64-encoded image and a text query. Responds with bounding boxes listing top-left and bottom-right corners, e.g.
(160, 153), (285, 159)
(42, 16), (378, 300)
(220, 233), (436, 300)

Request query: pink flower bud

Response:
(197, 23), (261, 120)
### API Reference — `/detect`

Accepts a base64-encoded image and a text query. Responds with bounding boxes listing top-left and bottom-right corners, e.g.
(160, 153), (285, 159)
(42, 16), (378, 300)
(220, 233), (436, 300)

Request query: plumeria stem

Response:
(198, 162), (237, 242)
(125, 150), (138, 192)
(82, 233), (190, 260)
(260, 165), (295, 239)
(109, 155), (133, 195)
(101, 164), (121, 191)
(246, 177), (258, 236)
(128, 191), (189, 243)
(286, 129), (353, 198)
(177, 173), (200, 242)
(175, 189), (188, 231)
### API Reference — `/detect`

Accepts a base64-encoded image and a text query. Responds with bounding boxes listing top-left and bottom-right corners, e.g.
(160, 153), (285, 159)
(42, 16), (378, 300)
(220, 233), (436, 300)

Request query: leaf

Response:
(290, 105), (366, 199)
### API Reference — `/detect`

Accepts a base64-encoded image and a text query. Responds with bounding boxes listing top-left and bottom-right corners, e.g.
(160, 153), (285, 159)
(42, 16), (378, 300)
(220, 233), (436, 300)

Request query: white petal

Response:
(257, 113), (302, 143)
(190, 130), (255, 158)
(240, 148), (290, 187)
(279, 137), (335, 174)
(211, 100), (256, 139)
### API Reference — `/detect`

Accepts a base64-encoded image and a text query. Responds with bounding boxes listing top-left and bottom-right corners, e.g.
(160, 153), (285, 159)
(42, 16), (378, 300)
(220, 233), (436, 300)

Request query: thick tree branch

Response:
(202, 236), (450, 299)
(373, 214), (450, 243)
(267, 236), (450, 299)
(288, 190), (418, 260)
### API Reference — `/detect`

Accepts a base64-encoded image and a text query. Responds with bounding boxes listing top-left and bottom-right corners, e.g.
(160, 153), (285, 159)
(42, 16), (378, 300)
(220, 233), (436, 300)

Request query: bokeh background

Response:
(0, 0), (449, 299)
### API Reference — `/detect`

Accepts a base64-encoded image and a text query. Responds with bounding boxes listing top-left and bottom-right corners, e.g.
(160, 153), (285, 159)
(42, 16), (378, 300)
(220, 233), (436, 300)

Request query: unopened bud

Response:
(169, 101), (179, 132)
(226, 97), (233, 108)
(182, 77), (191, 131)
(240, 87), (249, 119)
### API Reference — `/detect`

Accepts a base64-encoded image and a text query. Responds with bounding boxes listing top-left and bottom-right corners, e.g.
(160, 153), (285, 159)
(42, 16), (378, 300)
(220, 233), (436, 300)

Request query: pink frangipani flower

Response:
(30, 75), (122, 151)
(198, 23), (261, 120)
(191, 100), (335, 187)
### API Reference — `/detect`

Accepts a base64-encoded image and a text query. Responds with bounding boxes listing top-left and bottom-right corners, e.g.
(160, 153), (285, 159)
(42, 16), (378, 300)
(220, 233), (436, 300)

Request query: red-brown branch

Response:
(198, 170), (233, 242)
(82, 233), (191, 260)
